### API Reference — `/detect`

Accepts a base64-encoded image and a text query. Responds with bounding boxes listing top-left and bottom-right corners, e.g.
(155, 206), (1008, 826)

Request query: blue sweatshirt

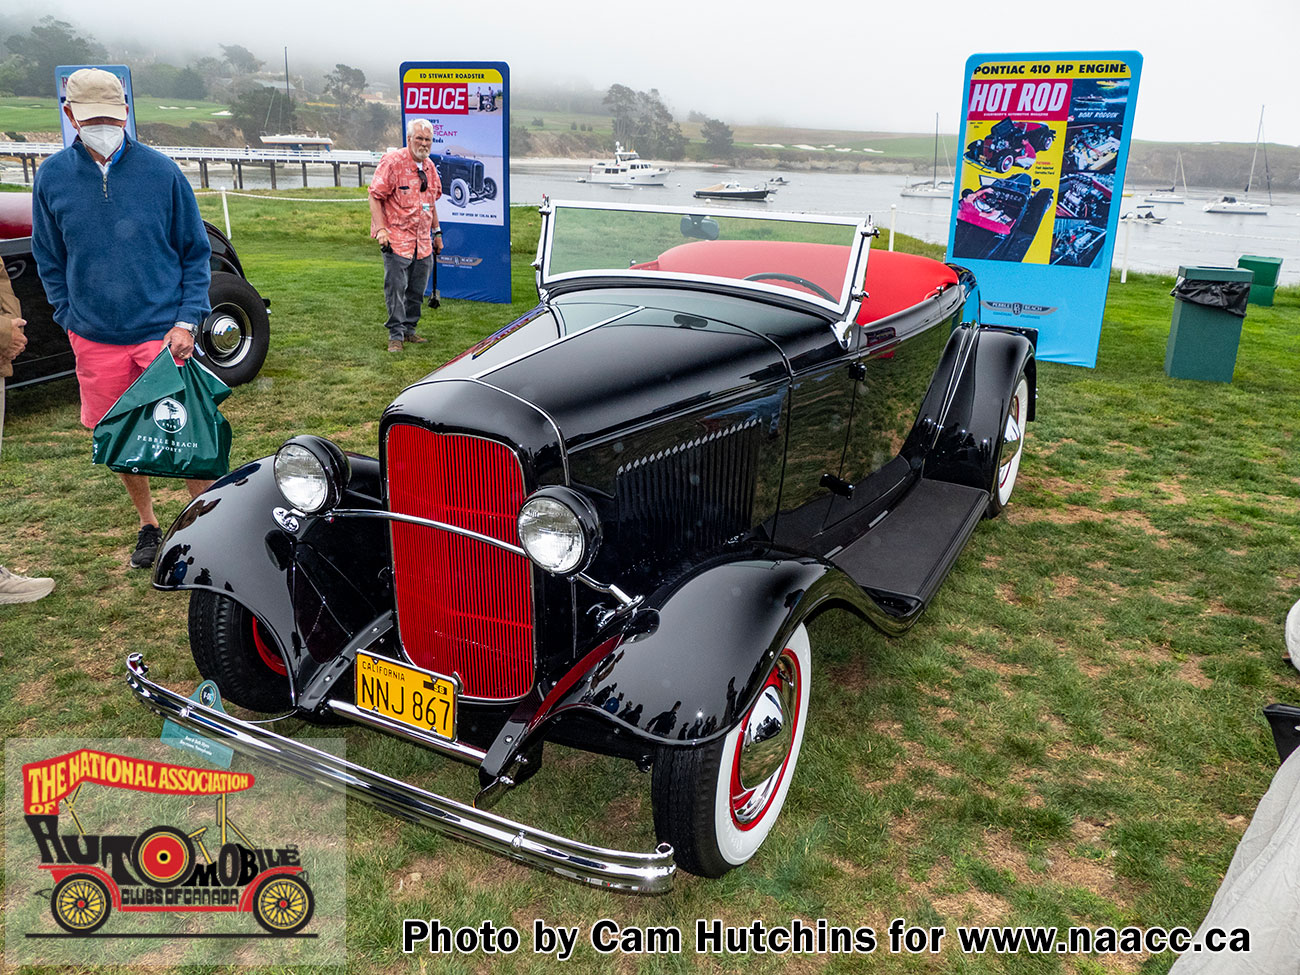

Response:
(31, 135), (211, 345)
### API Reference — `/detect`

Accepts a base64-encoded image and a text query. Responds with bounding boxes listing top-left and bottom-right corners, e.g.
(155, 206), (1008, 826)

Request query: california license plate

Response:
(355, 652), (457, 740)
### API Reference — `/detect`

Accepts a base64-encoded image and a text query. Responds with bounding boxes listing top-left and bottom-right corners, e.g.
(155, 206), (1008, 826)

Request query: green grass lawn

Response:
(2, 190), (1299, 973)
(0, 95), (232, 133)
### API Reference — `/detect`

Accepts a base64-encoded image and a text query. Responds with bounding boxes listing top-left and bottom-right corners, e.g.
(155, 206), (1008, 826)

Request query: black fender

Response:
(152, 452), (391, 698)
(478, 552), (877, 782)
(923, 326), (1036, 492)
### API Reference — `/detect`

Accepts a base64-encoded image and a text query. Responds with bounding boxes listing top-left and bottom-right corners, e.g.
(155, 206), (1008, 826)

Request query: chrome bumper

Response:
(125, 654), (675, 894)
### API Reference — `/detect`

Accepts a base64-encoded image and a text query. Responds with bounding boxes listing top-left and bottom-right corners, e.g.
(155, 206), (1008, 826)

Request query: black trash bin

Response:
(1165, 265), (1254, 382)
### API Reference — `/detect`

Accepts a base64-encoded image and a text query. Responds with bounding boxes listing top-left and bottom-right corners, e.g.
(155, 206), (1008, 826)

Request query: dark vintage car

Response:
(0, 192), (270, 389)
(964, 117), (1056, 174)
(430, 152), (497, 208)
(127, 201), (1037, 893)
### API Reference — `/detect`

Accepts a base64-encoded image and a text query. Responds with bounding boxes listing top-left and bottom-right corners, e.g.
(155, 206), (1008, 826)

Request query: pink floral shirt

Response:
(368, 148), (442, 259)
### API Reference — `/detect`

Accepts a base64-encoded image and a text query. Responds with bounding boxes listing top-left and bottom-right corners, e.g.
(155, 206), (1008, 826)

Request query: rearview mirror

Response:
(681, 215), (720, 241)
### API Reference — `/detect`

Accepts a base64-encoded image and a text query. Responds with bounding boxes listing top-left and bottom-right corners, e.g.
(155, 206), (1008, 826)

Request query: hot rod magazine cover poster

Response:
(947, 52), (1142, 367)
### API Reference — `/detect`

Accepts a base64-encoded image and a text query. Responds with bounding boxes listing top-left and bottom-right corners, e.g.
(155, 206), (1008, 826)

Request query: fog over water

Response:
(31, 0), (1300, 145)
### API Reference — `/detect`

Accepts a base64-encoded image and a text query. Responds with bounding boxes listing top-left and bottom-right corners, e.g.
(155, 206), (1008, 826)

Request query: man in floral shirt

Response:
(368, 118), (443, 352)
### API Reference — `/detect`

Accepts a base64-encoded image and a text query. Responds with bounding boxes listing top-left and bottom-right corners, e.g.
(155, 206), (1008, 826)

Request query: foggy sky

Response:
(34, 0), (1300, 145)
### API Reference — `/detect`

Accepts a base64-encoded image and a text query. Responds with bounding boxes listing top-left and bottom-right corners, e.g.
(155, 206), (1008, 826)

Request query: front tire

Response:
(189, 590), (290, 712)
(200, 273), (270, 387)
(51, 874), (112, 934)
(987, 371), (1029, 517)
(449, 178), (470, 208)
(482, 177), (498, 200)
(651, 625), (811, 877)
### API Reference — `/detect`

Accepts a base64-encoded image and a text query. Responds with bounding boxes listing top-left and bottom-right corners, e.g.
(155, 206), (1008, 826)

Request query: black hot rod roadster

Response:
(128, 201), (1036, 893)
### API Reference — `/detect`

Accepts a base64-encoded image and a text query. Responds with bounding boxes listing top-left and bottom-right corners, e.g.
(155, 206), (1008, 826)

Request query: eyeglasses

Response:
(417, 169), (428, 193)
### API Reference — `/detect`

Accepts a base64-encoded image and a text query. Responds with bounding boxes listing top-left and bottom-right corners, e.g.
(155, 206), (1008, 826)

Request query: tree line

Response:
(0, 16), (743, 161)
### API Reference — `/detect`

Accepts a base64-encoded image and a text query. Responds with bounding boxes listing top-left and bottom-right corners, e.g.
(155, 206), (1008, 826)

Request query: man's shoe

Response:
(0, 566), (55, 604)
(387, 339), (404, 353)
(130, 525), (164, 570)
(404, 334), (429, 344)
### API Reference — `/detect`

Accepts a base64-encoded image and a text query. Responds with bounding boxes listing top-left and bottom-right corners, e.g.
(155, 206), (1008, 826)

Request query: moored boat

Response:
(588, 142), (672, 185)
(693, 182), (772, 201)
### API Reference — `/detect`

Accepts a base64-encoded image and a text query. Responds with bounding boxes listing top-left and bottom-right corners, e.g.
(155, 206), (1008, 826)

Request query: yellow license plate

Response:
(355, 652), (457, 740)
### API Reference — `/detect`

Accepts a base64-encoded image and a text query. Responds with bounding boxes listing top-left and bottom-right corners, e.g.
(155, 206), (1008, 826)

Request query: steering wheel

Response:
(742, 272), (836, 302)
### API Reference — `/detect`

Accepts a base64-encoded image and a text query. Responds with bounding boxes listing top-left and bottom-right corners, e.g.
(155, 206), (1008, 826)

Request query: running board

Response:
(831, 478), (988, 618)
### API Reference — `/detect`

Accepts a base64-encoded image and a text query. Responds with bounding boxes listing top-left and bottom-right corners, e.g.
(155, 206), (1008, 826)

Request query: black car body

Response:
(0, 193), (270, 389)
(128, 201), (1036, 893)
(430, 152), (497, 208)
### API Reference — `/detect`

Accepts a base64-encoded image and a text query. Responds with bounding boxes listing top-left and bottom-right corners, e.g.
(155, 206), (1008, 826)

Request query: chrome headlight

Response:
(273, 436), (350, 514)
(516, 487), (601, 576)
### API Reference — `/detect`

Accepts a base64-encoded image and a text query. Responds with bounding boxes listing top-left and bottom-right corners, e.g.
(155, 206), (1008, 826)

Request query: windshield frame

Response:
(535, 199), (872, 322)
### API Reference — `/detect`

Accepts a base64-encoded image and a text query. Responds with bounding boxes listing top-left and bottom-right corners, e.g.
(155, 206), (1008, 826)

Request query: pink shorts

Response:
(68, 332), (171, 429)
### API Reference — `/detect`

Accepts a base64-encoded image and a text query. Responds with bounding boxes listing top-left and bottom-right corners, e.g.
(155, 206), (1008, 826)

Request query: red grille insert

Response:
(386, 425), (534, 700)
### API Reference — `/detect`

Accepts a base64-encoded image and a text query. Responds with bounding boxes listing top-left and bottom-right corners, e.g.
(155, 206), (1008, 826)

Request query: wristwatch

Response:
(175, 321), (198, 336)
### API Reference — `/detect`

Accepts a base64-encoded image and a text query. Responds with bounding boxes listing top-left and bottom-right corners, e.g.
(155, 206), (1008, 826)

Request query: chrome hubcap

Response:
(734, 654), (797, 824)
(204, 306), (250, 364)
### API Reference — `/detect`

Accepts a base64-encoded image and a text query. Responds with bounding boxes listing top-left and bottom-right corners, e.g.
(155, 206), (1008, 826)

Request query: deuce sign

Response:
(404, 84), (468, 113)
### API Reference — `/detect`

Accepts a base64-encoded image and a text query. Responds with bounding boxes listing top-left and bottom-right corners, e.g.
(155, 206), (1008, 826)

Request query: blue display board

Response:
(946, 51), (1142, 367)
(55, 64), (137, 147)
(400, 61), (510, 304)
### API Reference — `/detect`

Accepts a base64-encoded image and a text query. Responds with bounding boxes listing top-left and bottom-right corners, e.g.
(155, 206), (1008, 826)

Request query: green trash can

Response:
(1237, 255), (1283, 306)
(1165, 265), (1253, 383)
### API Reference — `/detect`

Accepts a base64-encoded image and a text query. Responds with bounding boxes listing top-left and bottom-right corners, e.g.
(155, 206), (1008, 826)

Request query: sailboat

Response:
(901, 114), (953, 198)
(1145, 151), (1187, 204)
(1205, 107), (1270, 215)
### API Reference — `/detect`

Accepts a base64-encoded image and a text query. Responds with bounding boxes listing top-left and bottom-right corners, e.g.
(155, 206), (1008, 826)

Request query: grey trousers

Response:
(382, 251), (434, 341)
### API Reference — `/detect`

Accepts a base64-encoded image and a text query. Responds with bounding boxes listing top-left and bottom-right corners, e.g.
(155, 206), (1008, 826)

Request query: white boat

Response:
(1204, 195), (1268, 215)
(259, 133), (333, 152)
(1121, 206), (1165, 224)
(768, 175), (790, 185)
(1205, 107), (1271, 215)
(901, 113), (954, 199)
(587, 142), (672, 185)
(1146, 151), (1188, 204)
(693, 181), (772, 201)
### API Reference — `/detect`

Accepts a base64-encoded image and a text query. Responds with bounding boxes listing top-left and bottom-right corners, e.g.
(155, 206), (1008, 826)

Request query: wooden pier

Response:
(0, 141), (381, 189)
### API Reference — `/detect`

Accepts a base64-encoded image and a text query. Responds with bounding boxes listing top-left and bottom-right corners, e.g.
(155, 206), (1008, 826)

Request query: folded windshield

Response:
(541, 202), (867, 314)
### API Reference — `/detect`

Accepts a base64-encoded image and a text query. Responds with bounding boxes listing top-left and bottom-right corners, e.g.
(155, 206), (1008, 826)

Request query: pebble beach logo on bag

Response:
(5, 739), (345, 968)
(152, 398), (187, 434)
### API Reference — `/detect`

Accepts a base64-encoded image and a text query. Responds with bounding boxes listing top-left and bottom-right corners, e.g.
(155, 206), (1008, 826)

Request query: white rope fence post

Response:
(889, 204), (897, 252)
(1120, 215), (1131, 284)
(221, 188), (232, 241)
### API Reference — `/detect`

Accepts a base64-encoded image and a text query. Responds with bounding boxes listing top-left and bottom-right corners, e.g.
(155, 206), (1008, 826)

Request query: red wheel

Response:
(652, 625), (811, 876)
(189, 591), (290, 711)
(131, 826), (194, 888)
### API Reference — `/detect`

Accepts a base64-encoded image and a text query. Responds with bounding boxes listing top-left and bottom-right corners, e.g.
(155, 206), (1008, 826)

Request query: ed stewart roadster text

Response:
(128, 201), (1037, 893)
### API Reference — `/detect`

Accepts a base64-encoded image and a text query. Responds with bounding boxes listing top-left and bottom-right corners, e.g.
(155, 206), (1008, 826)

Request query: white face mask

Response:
(79, 124), (124, 158)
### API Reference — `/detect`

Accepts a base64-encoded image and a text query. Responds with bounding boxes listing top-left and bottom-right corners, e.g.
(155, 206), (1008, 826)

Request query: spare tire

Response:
(199, 272), (270, 387)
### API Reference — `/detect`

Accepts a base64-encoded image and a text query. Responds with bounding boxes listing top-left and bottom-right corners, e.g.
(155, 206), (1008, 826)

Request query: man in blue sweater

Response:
(32, 68), (213, 569)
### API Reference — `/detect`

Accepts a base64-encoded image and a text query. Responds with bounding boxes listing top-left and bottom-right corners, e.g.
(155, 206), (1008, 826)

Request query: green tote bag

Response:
(92, 350), (232, 480)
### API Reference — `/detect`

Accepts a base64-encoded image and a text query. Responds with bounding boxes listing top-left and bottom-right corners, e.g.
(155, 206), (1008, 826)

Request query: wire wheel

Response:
(252, 875), (315, 934)
(51, 874), (112, 934)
